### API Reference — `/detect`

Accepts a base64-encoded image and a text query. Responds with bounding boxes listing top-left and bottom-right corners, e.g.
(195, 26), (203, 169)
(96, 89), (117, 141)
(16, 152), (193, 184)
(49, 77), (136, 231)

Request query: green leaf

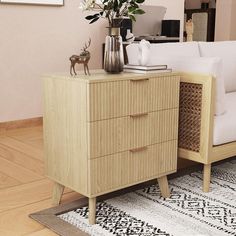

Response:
(135, 0), (145, 3)
(85, 13), (100, 20)
(128, 6), (136, 12)
(85, 15), (95, 20)
(89, 17), (100, 24)
(133, 8), (145, 15)
(129, 15), (136, 22)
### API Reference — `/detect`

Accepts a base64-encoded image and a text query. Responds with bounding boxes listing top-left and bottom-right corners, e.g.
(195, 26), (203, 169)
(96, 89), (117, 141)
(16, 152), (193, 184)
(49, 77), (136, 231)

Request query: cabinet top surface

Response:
(44, 69), (179, 83)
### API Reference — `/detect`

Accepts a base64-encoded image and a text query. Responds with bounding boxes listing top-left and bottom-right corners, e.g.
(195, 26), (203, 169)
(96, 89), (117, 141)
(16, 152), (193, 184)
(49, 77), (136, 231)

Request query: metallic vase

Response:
(104, 27), (124, 73)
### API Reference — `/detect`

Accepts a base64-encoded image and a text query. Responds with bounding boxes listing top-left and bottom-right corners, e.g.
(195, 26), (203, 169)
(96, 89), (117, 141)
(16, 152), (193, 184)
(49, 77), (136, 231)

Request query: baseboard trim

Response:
(0, 117), (43, 134)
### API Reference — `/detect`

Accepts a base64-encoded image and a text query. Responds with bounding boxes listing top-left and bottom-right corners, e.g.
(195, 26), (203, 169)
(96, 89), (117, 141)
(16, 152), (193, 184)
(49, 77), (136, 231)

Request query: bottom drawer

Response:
(89, 140), (177, 196)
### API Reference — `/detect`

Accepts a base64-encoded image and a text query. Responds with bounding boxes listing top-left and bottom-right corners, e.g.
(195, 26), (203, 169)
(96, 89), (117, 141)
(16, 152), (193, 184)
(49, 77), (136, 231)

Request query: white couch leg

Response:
(203, 164), (211, 192)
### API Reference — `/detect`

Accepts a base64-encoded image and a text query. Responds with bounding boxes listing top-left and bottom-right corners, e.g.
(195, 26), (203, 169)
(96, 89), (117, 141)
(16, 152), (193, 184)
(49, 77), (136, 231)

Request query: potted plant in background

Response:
(80, 0), (145, 73)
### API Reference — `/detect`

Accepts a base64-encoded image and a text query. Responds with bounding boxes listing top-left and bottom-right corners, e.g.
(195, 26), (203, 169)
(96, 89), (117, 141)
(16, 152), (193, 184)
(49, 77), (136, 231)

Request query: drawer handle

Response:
(130, 112), (148, 118)
(130, 146), (148, 153)
(130, 78), (149, 82)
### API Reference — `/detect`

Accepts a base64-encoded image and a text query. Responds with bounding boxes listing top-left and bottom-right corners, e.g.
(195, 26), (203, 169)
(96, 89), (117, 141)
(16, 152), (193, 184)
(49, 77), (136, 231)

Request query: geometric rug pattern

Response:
(59, 158), (236, 236)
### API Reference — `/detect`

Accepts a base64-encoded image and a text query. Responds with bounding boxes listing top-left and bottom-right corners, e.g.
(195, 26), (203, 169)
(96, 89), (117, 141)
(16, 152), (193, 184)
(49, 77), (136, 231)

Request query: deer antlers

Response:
(69, 38), (92, 76)
(82, 38), (91, 52)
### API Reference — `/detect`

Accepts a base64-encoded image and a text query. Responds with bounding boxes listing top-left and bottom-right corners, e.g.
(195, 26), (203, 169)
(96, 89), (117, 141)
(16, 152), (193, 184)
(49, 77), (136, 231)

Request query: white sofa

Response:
(126, 41), (236, 192)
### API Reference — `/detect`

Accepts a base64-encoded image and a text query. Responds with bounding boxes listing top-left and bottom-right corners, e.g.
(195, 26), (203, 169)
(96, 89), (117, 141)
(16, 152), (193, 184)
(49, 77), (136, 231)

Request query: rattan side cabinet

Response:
(43, 71), (180, 225)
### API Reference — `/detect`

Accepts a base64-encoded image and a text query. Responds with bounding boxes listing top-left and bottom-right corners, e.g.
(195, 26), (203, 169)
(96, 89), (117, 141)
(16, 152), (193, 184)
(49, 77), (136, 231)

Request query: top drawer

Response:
(87, 75), (180, 121)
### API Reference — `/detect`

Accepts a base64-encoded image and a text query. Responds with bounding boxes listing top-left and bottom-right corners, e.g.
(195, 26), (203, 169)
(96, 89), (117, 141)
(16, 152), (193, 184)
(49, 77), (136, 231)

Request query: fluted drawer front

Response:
(149, 108), (179, 144)
(88, 80), (130, 122)
(88, 115), (149, 159)
(148, 75), (180, 112)
(129, 78), (149, 115)
(88, 76), (179, 121)
(89, 140), (177, 196)
(89, 109), (178, 159)
(88, 79), (148, 122)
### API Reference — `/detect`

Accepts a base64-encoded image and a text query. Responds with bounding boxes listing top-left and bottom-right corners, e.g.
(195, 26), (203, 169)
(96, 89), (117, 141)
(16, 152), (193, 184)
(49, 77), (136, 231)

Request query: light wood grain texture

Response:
(0, 143), (44, 176)
(0, 172), (20, 189)
(44, 72), (180, 224)
(4, 126), (43, 150)
(5, 126), (43, 141)
(48, 70), (179, 84)
(89, 109), (178, 159)
(148, 75), (180, 111)
(89, 197), (96, 225)
(88, 78), (150, 121)
(25, 229), (58, 236)
(88, 80), (130, 121)
(0, 122), (200, 234)
(211, 142), (236, 162)
(157, 176), (170, 198)
(0, 179), (53, 213)
(25, 138), (44, 150)
(178, 72), (236, 192)
(44, 77), (88, 195)
(0, 117), (42, 136)
(203, 164), (211, 193)
(52, 182), (65, 206)
(89, 116), (130, 158)
(0, 156), (43, 183)
(0, 136), (43, 161)
(130, 79), (149, 115)
(149, 109), (179, 145)
(87, 74), (180, 122)
(0, 124), (84, 235)
(178, 148), (203, 163)
(0, 191), (80, 236)
(89, 139), (177, 196)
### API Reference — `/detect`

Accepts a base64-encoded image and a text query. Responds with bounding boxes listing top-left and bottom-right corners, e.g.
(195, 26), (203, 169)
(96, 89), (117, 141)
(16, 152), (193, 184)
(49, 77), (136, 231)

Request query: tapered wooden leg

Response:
(203, 164), (211, 192)
(52, 182), (65, 206)
(89, 197), (96, 225)
(157, 176), (170, 198)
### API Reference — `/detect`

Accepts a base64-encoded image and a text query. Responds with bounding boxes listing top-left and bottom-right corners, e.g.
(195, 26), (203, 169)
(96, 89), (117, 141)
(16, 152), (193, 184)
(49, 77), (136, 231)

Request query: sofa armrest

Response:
(178, 72), (215, 164)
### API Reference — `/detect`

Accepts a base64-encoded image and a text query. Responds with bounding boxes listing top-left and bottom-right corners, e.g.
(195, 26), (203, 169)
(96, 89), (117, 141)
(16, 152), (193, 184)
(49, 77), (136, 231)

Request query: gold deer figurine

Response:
(70, 38), (91, 76)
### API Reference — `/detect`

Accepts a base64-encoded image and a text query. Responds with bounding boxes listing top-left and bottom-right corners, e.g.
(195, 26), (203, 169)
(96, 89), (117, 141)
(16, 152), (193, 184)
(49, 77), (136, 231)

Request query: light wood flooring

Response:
(0, 126), (82, 236)
(0, 125), (197, 236)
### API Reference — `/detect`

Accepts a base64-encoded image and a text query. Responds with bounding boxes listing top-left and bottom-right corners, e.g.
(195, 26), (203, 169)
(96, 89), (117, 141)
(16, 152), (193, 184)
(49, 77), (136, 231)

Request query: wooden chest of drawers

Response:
(43, 71), (180, 224)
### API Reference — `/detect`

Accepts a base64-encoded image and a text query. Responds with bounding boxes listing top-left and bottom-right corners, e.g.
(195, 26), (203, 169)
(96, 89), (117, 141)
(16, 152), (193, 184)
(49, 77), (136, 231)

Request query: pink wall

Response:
(0, 1), (106, 122)
(185, 0), (216, 9)
(215, 0), (236, 41)
(0, 0), (184, 122)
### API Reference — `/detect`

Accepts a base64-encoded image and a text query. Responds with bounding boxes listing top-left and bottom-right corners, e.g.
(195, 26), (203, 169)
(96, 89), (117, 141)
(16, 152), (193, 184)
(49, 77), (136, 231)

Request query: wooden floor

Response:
(0, 126), (82, 236)
(0, 125), (197, 236)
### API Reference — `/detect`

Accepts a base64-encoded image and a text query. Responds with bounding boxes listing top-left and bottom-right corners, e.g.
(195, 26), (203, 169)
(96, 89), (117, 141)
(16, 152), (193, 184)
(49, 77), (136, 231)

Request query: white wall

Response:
(145, 0), (185, 41)
(0, 1), (107, 122)
(0, 0), (185, 122)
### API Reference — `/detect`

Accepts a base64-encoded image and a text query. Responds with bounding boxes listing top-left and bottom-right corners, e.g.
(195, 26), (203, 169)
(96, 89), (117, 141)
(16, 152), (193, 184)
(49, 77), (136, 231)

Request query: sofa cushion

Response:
(146, 57), (226, 116)
(198, 41), (236, 93)
(126, 42), (200, 65)
(214, 92), (236, 145)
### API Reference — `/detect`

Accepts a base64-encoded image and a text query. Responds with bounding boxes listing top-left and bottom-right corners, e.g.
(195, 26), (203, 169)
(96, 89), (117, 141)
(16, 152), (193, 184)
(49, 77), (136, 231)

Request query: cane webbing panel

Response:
(178, 82), (202, 152)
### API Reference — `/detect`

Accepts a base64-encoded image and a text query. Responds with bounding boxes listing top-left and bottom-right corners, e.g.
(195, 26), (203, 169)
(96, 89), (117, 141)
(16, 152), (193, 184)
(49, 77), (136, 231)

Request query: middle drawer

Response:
(88, 108), (178, 159)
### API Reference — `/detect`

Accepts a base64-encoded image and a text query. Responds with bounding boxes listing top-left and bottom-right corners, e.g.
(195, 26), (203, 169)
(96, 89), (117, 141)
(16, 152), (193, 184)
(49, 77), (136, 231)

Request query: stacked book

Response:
(123, 64), (172, 74)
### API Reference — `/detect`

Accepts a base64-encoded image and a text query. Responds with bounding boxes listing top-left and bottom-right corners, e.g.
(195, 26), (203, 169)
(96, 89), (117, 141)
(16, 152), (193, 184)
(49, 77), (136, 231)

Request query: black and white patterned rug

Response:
(58, 159), (236, 236)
